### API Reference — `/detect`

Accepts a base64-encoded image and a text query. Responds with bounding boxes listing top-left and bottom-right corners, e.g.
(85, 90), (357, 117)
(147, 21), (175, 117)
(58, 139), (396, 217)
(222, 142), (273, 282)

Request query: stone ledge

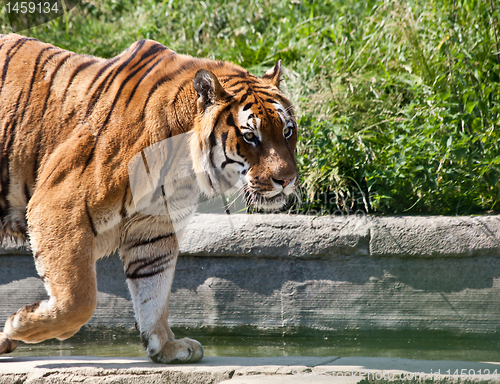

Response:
(369, 215), (500, 258)
(2, 214), (499, 259)
(2, 214), (500, 334)
(180, 213), (370, 258)
(0, 214), (500, 258)
(183, 214), (500, 258)
(1, 356), (500, 384)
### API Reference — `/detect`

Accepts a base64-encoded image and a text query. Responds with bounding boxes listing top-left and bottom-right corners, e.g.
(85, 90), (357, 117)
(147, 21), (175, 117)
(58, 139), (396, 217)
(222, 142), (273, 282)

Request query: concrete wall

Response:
(1, 214), (500, 335)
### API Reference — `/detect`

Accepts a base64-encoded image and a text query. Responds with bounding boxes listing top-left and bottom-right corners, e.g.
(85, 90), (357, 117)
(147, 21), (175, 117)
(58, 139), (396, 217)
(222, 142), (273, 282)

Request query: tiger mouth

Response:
(245, 190), (288, 210)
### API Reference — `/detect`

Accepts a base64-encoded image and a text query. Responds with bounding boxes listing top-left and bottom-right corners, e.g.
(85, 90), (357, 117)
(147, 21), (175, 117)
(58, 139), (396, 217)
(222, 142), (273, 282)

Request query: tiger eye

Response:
(284, 126), (291, 138)
(244, 132), (256, 141)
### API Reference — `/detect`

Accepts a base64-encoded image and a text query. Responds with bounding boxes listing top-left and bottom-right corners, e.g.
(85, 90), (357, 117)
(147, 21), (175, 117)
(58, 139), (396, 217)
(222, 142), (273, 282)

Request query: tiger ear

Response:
(262, 60), (282, 88)
(193, 69), (231, 112)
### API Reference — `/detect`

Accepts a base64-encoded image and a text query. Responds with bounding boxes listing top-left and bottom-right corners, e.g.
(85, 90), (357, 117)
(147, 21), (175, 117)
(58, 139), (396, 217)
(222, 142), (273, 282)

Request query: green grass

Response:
(1, 0), (499, 215)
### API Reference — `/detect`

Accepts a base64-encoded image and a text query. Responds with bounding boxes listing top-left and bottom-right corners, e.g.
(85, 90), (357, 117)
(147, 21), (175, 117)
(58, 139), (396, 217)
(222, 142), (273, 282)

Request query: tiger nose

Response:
(272, 176), (296, 188)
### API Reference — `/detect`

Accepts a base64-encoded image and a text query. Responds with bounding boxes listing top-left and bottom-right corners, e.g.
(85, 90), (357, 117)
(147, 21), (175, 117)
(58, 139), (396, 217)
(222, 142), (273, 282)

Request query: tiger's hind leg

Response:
(0, 197), (98, 354)
(121, 217), (203, 364)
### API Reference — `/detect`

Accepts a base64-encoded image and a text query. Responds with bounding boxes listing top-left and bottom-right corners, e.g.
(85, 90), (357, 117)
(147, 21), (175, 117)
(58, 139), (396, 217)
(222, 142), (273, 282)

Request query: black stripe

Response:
(125, 253), (172, 279)
(142, 60), (198, 115)
(242, 102), (254, 111)
(120, 190), (128, 218)
(32, 135), (40, 184)
(82, 51), (159, 173)
(127, 232), (174, 249)
(24, 182), (31, 202)
(228, 86), (246, 94)
(0, 90), (24, 216)
(80, 46), (153, 172)
(218, 71), (248, 81)
(85, 62), (121, 120)
(2, 89), (23, 156)
(83, 40), (148, 122)
(249, 85), (279, 96)
(239, 93), (250, 105)
(41, 53), (73, 117)
(102, 39), (147, 94)
(126, 264), (169, 279)
(85, 200), (97, 237)
(61, 59), (99, 105)
(226, 80), (251, 89)
(221, 131), (244, 169)
(18, 47), (55, 125)
(36, 158), (62, 190)
(127, 253), (171, 271)
(226, 77), (257, 89)
(99, 53), (159, 130)
(235, 141), (246, 162)
(209, 129), (217, 150)
(129, 43), (166, 71)
(0, 38), (35, 92)
(250, 90), (277, 100)
(226, 69), (249, 78)
(233, 124), (242, 137)
(82, 142), (97, 174)
(142, 73), (175, 116)
(125, 56), (165, 107)
(206, 106), (231, 172)
(263, 94), (288, 107)
(68, 59), (99, 85)
(226, 113), (237, 128)
(85, 56), (121, 96)
(40, 50), (64, 71)
(263, 97), (281, 104)
(208, 129), (217, 172)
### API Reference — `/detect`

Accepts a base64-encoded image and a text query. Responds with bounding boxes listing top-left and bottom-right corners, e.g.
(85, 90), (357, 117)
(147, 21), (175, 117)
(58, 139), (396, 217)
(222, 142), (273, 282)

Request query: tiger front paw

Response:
(0, 332), (18, 355)
(144, 335), (203, 364)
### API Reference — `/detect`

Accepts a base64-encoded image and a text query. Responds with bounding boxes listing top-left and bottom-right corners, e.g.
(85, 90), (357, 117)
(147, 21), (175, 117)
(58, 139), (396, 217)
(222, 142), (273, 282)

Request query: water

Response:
(8, 330), (500, 362)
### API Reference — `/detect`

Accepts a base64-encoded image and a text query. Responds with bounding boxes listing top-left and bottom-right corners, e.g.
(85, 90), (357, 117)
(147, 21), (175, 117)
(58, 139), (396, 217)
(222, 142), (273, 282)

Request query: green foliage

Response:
(1, 0), (499, 215)
(293, 0), (500, 215)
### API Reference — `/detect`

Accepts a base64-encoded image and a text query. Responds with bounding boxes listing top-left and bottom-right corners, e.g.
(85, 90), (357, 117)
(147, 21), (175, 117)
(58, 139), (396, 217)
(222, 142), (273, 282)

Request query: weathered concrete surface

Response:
(180, 213), (370, 258)
(1, 356), (500, 383)
(181, 214), (500, 258)
(369, 215), (500, 257)
(4, 213), (500, 258)
(0, 355), (338, 384)
(2, 214), (500, 334)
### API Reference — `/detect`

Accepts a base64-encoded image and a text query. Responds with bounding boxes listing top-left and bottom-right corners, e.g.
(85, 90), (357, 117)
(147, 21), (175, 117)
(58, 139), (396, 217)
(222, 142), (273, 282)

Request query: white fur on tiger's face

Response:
(190, 65), (298, 211)
(0, 34), (298, 363)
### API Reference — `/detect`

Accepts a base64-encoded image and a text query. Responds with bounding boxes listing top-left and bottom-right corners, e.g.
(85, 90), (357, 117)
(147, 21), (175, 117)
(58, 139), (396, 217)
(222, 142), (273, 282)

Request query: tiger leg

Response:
(121, 223), (203, 364)
(0, 334), (17, 355)
(0, 198), (97, 354)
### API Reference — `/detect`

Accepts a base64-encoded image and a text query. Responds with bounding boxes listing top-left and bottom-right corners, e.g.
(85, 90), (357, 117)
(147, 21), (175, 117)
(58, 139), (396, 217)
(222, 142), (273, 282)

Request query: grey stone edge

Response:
(2, 213), (500, 259)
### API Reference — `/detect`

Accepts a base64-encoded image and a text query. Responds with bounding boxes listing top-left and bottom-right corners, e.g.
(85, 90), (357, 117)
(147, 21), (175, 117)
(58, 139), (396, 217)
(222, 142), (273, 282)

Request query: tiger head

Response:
(190, 61), (298, 211)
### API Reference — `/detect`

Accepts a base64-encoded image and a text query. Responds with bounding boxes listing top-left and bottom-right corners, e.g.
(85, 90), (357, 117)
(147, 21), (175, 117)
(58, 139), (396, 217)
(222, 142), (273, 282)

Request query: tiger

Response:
(0, 33), (298, 364)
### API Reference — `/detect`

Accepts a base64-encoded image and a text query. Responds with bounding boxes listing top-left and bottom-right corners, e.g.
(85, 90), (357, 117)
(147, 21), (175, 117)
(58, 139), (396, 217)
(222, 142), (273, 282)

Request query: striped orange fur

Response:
(0, 34), (297, 363)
